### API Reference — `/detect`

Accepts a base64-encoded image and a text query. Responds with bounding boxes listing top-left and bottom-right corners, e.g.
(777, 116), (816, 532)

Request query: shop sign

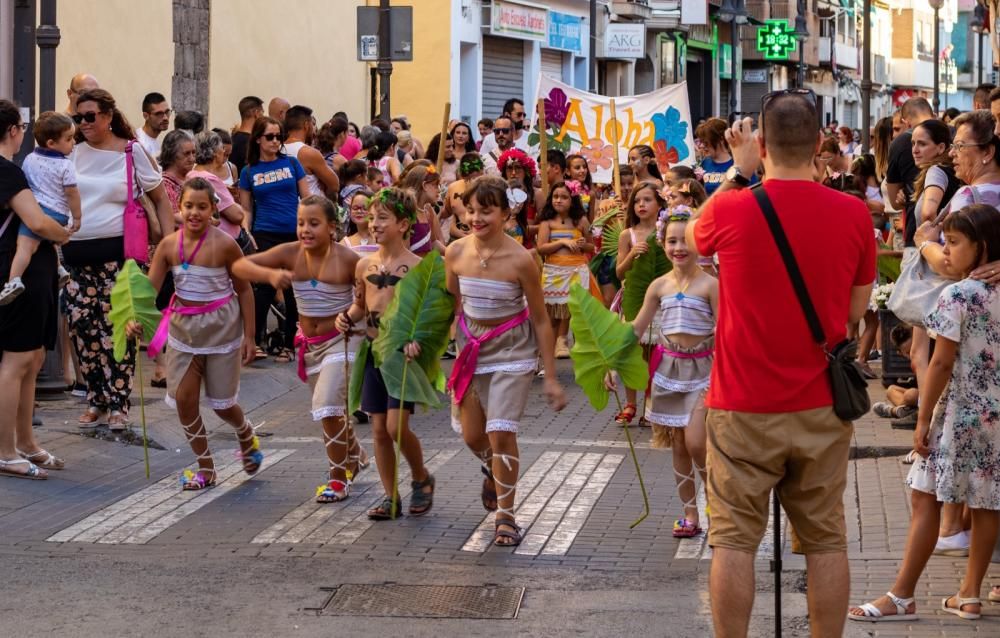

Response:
(603, 23), (645, 58)
(548, 11), (583, 54)
(491, 0), (548, 42)
(718, 43), (732, 79)
(756, 20), (797, 61)
(743, 68), (768, 83)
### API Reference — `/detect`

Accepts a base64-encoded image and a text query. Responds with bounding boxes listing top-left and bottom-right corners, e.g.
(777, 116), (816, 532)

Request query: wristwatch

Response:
(725, 165), (751, 187)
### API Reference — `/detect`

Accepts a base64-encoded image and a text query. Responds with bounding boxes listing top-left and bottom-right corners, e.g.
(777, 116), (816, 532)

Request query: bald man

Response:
(268, 97), (290, 122)
(65, 73), (99, 115)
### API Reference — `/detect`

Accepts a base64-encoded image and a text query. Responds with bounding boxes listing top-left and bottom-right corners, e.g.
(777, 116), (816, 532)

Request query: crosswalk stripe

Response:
(672, 488), (788, 561)
(516, 453), (602, 556)
(47, 450), (294, 544)
(460, 451), (562, 553)
(539, 454), (623, 556)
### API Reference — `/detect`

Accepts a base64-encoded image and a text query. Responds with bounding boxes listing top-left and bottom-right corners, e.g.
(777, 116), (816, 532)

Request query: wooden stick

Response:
(537, 98), (549, 199)
(436, 102), (451, 174)
(609, 99), (622, 197)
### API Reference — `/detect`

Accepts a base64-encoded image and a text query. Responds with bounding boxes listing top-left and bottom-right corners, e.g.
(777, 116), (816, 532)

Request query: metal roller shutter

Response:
(740, 73), (770, 115)
(541, 48), (564, 81)
(482, 36), (525, 119)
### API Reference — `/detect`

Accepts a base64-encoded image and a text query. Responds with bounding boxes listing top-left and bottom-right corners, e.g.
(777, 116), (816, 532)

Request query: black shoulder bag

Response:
(751, 186), (870, 421)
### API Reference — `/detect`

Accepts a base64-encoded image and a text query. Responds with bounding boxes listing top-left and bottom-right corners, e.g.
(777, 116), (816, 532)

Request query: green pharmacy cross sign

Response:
(756, 20), (797, 61)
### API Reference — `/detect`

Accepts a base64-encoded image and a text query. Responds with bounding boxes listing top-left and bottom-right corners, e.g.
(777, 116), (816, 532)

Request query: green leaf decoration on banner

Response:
(371, 251), (455, 408)
(527, 132), (540, 147)
(568, 284), (649, 412)
(348, 337), (370, 416)
(109, 259), (161, 362)
(621, 234), (671, 321)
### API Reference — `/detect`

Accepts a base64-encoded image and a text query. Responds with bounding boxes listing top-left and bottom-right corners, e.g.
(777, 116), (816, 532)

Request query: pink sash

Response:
(447, 308), (530, 404)
(646, 342), (714, 393)
(148, 293), (234, 357)
(293, 326), (342, 382)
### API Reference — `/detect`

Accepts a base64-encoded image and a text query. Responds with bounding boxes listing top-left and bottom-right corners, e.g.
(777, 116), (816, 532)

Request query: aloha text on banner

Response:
(528, 76), (695, 185)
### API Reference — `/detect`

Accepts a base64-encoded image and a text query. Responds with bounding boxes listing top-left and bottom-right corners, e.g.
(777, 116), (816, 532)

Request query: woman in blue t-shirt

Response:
(696, 118), (734, 196)
(238, 116), (309, 362)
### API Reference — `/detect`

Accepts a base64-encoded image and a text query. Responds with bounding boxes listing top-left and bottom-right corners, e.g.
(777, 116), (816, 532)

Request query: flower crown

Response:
(497, 148), (537, 178)
(368, 188), (417, 225)
(460, 156), (484, 175)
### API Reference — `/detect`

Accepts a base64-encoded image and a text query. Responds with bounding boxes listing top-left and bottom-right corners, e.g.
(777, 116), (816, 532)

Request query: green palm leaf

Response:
(591, 207), (620, 230)
(621, 234), (671, 321)
(372, 251), (455, 408)
(348, 337), (370, 416)
(877, 245), (901, 282)
(109, 259), (161, 362)
(568, 284), (648, 411)
(599, 218), (625, 258)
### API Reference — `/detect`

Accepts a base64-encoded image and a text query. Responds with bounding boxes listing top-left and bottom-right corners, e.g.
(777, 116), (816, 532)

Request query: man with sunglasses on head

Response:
(686, 89), (875, 638)
(136, 92), (170, 158)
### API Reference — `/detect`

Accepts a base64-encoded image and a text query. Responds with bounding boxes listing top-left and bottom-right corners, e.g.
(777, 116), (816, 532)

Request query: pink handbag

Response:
(122, 141), (149, 263)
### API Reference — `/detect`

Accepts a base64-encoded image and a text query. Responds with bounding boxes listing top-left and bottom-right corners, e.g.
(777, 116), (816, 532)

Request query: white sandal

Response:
(941, 594), (981, 620)
(17, 448), (64, 470)
(848, 591), (917, 622)
(0, 458), (47, 480)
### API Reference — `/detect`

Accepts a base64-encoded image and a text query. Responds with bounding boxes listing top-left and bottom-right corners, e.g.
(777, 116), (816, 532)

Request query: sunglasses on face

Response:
(261, 133), (283, 142)
(72, 111), (100, 124)
(494, 128), (512, 135)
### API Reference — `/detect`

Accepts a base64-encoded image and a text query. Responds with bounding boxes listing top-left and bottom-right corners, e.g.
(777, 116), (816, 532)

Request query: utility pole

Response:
(861, 0), (871, 152)
(794, 0), (809, 88)
(377, 0), (392, 121)
(36, 0), (60, 112)
(930, 0), (944, 115)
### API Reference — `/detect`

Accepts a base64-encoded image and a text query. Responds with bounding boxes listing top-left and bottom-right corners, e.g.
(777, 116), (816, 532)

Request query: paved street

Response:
(3, 357), (999, 637)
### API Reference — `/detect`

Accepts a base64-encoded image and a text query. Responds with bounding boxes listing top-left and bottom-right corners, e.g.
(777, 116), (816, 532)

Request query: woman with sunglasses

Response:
(64, 89), (173, 430)
(238, 116), (311, 362)
(0, 100), (71, 478)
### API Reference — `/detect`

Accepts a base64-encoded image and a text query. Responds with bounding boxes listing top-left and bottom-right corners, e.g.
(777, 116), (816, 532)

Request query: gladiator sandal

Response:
(492, 453), (523, 547)
(234, 419), (264, 475)
(317, 418), (353, 503)
(479, 451), (498, 512)
(179, 415), (217, 491)
(672, 466), (702, 538)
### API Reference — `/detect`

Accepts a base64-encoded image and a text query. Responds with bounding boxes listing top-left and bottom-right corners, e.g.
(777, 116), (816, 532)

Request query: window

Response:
(660, 38), (676, 86)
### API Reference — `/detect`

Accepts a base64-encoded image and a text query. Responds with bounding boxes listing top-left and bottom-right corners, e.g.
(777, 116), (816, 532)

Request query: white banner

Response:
(528, 76), (696, 184)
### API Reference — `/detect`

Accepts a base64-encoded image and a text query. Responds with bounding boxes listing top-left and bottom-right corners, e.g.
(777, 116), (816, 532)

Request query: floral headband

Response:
(423, 164), (439, 181)
(666, 205), (693, 222)
(497, 148), (537, 178)
(460, 156), (484, 175)
(675, 181), (692, 195)
(368, 188), (417, 224)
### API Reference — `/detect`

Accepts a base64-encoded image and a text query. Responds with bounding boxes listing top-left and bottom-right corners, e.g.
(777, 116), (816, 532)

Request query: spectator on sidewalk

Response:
(136, 92), (170, 158)
(974, 82), (996, 110)
(64, 73), (98, 116)
(173, 110), (204, 135)
(0, 99), (72, 479)
(479, 99), (529, 157)
(231, 96), (263, 174)
(159, 129), (196, 223)
(268, 97), (289, 123)
(283, 105), (339, 197)
(64, 89), (172, 431)
(688, 91), (875, 638)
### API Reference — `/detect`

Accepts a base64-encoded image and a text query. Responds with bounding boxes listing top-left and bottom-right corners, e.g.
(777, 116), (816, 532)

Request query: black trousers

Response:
(251, 230), (298, 350)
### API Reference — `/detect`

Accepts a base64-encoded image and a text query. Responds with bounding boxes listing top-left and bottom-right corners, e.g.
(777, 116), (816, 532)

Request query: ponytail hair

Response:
(629, 144), (663, 180)
(74, 88), (134, 141)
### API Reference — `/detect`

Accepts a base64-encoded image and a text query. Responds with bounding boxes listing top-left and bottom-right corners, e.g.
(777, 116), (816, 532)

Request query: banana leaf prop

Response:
(108, 259), (162, 478)
(567, 284), (651, 528)
(621, 232), (671, 322)
(371, 251), (455, 517)
(877, 243), (901, 282)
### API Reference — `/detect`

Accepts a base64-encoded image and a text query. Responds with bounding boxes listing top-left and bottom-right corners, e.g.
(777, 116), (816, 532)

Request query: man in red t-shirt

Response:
(687, 92), (875, 638)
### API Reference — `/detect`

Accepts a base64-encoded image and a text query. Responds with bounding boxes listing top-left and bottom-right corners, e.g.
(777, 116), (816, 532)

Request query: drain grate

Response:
(310, 584), (525, 619)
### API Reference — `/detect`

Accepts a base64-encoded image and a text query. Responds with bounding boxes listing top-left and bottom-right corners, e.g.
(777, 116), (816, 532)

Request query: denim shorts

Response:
(19, 204), (68, 241)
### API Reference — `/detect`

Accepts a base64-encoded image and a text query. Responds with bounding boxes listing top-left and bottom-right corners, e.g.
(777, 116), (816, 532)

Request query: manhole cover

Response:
(310, 584), (524, 619)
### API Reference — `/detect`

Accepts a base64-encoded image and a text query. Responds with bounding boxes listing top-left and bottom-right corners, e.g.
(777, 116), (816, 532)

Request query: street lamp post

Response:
(794, 0), (809, 88)
(862, 0), (872, 153)
(929, 0), (944, 115)
(718, 0), (749, 116)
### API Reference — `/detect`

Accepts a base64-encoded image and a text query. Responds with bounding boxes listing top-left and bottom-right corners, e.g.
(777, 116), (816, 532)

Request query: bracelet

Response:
(917, 240), (932, 256)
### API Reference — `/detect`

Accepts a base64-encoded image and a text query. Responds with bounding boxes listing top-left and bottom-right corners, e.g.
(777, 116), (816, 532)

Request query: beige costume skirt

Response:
(165, 297), (243, 410)
(452, 316), (537, 434)
(303, 330), (361, 421)
(646, 336), (713, 428)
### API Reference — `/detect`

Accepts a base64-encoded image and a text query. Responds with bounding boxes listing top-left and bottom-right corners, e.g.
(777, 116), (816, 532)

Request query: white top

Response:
(284, 141), (323, 196)
(480, 134), (531, 177)
(135, 127), (161, 159)
(72, 142), (162, 241)
(22, 148), (76, 217)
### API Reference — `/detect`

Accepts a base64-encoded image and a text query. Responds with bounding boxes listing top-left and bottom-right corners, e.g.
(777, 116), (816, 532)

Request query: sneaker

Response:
(934, 530), (970, 557)
(0, 277), (24, 305)
(353, 410), (369, 425)
(57, 265), (71, 287)
(872, 401), (895, 418)
(891, 411), (918, 430)
(70, 382), (87, 397)
(867, 350), (881, 361)
(892, 405), (917, 419)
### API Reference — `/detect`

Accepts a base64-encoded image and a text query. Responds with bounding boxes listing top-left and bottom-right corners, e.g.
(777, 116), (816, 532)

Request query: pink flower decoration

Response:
(578, 138), (615, 173)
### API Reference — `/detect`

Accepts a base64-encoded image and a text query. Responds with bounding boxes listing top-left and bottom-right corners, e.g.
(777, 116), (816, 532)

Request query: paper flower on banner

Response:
(497, 148), (537, 178)
(653, 140), (679, 167)
(544, 88), (570, 131)
(651, 107), (690, 164)
(579, 138), (615, 173)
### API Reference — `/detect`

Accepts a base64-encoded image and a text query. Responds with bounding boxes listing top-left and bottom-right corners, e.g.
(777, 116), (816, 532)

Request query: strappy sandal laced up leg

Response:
(179, 415), (217, 491)
(672, 466), (702, 538)
(317, 418), (353, 503)
(234, 419), (263, 475)
(492, 453), (523, 546)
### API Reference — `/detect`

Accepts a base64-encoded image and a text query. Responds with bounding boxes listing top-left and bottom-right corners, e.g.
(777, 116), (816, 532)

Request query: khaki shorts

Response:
(705, 406), (852, 555)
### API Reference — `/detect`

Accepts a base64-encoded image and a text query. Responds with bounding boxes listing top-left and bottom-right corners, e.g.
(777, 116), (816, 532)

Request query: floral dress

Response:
(907, 279), (1000, 510)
